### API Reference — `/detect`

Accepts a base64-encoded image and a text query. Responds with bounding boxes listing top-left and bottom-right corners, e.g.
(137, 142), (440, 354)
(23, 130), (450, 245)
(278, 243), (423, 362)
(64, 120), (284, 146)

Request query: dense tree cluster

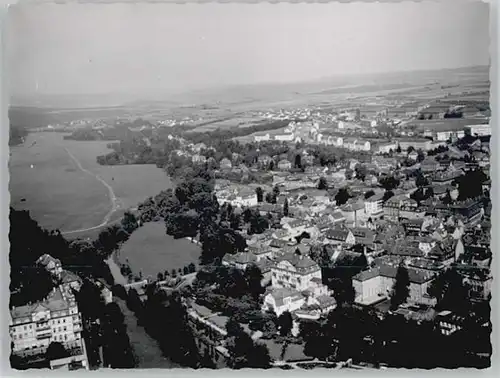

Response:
(101, 303), (136, 368)
(225, 317), (272, 369)
(9, 208), (116, 306)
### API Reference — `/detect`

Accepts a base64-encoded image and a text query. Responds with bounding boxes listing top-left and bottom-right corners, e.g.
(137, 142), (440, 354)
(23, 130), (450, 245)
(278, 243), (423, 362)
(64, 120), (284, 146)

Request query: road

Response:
(61, 147), (120, 235)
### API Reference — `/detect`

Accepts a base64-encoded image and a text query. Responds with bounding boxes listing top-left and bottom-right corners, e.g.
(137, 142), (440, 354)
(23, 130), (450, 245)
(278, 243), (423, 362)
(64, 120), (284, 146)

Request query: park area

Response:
(9, 132), (174, 236)
(116, 221), (201, 281)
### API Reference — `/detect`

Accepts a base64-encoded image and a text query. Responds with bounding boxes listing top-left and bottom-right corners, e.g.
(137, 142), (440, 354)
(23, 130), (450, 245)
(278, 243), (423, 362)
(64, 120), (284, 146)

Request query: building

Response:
(9, 286), (87, 368)
(435, 130), (465, 142)
(344, 138), (371, 152)
(192, 154), (207, 164)
(36, 254), (63, 276)
(464, 124), (491, 137)
(383, 194), (408, 220)
(275, 133), (295, 142)
(352, 265), (436, 306)
(262, 288), (306, 316)
(325, 228), (356, 246)
(278, 159), (292, 170)
(271, 253), (322, 292)
(222, 252), (258, 270)
(376, 142), (397, 155)
(396, 138), (432, 152)
(254, 133), (271, 142)
(364, 192), (384, 218)
(219, 158), (232, 170)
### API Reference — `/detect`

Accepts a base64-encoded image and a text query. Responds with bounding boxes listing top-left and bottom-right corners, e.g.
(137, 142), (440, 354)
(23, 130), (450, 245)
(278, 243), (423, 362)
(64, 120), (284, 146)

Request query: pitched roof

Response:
(36, 254), (61, 268)
(267, 288), (304, 307)
(325, 228), (350, 241)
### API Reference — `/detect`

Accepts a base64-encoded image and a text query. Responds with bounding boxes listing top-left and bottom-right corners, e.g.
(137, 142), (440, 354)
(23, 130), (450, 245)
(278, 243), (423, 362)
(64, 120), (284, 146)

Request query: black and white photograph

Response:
(5, 0), (493, 371)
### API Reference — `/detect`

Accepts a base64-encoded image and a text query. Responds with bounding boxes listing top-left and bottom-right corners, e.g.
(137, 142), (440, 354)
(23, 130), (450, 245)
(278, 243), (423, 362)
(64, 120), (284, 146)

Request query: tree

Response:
(390, 265), (410, 310)
(283, 198), (289, 217)
(226, 315), (272, 369)
(277, 311), (293, 336)
(255, 187), (264, 203)
(188, 263), (196, 273)
(45, 342), (69, 361)
(294, 154), (302, 169)
(383, 190), (394, 202)
(318, 176), (328, 190)
(273, 185), (280, 198)
(379, 176), (400, 191)
(157, 272), (164, 281)
(417, 149), (425, 162)
(415, 171), (429, 187)
(245, 264), (264, 299)
(121, 211), (139, 234)
(355, 164), (367, 181)
(364, 190), (375, 199)
(265, 192), (275, 204)
(335, 188), (350, 206)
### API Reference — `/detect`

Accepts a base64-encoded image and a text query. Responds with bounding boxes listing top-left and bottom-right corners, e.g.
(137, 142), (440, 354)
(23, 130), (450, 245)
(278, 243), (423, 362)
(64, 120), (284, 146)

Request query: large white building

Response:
(9, 286), (86, 364)
(275, 133), (295, 142)
(254, 133), (271, 142)
(262, 252), (331, 316)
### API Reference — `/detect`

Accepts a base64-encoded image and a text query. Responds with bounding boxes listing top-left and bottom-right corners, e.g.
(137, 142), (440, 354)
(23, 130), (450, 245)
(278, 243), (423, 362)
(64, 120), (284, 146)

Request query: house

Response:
(282, 218), (314, 238)
(222, 252), (257, 270)
(262, 288), (306, 316)
(396, 138), (432, 151)
(219, 158), (232, 170)
(344, 138), (371, 152)
(278, 159), (292, 171)
(271, 253), (322, 292)
(36, 254), (63, 276)
(247, 243), (273, 261)
(325, 228), (356, 246)
(192, 154), (207, 164)
(349, 227), (376, 248)
(60, 270), (82, 292)
(407, 150), (419, 161)
(254, 133), (271, 142)
(376, 142), (397, 155)
(383, 194), (408, 220)
(364, 192), (385, 218)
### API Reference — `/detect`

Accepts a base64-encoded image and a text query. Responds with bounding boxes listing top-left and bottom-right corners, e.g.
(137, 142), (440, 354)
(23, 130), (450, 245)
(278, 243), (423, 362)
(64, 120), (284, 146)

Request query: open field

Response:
(116, 222), (201, 280)
(9, 133), (174, 235)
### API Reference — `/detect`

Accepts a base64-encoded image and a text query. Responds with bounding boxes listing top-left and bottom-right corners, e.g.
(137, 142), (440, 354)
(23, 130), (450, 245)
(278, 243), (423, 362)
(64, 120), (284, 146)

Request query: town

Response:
(9, 90), (492, 370)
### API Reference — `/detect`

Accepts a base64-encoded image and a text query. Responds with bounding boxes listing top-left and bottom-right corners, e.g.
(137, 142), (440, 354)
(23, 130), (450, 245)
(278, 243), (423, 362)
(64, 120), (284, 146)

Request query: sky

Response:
(7, 1), (490, 99)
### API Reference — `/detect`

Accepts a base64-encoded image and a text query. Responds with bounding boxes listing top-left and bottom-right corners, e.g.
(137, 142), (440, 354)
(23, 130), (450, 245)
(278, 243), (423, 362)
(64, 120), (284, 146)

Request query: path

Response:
(105, 257), (178, 368)
(61, 147), (120, 235)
